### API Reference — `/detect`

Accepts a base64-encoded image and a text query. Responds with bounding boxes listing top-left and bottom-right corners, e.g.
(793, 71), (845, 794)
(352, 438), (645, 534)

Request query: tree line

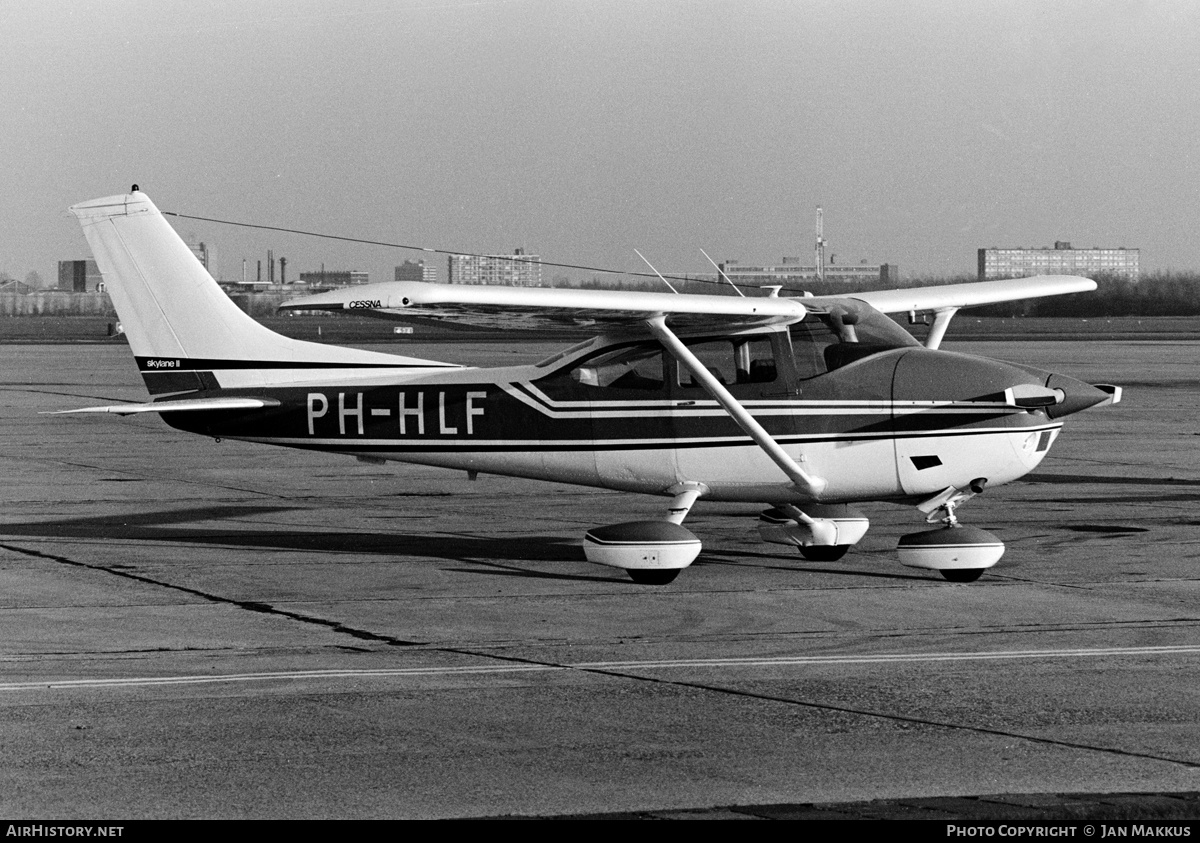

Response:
(972, 273), (1200, 318)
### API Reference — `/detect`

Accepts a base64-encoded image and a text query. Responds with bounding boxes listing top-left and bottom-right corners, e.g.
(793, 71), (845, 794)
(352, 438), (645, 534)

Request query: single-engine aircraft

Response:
(60, 190), (1121, 584)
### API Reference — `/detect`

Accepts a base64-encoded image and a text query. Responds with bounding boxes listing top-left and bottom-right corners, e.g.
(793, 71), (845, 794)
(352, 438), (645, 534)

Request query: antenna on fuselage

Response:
(700, 248), (745, 297)
(634, 249), (679, 294)
(815, 206), (826, 282)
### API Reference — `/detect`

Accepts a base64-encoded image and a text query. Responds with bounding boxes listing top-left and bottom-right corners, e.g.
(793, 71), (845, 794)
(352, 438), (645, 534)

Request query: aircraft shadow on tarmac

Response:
(0, 503), (582, 560)
(697, 549), (936, 582)
(0, 504), (934, 584)
(1027, 473), (1200, 505)
(0, 504), (630, 583)
(1029, 473), (1200, 486)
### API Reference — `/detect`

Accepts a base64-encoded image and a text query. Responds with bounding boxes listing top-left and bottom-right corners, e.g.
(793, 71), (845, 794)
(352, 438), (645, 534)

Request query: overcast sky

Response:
(3, 0), (1198, 285)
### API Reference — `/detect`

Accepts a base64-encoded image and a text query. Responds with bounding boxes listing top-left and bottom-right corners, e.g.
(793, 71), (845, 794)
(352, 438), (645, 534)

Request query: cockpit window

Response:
(535, 338), (597, 368)
(791, 300), (918, 380)
(790, 317), (845, 380)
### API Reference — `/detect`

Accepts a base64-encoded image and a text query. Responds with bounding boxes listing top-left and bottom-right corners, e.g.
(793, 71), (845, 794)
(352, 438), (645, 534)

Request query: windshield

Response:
(790, 299), (918, 379)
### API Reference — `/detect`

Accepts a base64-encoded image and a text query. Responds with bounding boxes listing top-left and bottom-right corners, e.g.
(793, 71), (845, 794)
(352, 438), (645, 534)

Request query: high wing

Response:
(280, 275), (1095, 346)
(280, 281), (808, 332)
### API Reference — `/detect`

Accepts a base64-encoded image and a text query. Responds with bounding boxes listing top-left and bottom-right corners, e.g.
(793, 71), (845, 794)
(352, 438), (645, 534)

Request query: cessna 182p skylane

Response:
(63, 191), (1120, 585)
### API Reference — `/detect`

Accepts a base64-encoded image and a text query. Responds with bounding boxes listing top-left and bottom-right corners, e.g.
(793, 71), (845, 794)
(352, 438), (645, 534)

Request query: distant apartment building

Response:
(395, 260), (437, 283)
(978, 243), (1140, 282)
(718, 257), (899, 287)
(188, 239), (213, 276)
(57, 259), (104, 292)
(298, 270), (369, 287)
(448, 249), (542, 287)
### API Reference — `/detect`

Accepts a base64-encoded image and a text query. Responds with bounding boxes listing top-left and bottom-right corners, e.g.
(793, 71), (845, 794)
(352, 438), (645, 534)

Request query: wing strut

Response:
(925, 307), (960, 350)
(645, 315), (827, 499)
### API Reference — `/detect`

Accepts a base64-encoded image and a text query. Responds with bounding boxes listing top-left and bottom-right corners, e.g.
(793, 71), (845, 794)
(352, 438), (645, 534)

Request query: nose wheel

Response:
(898, 480), (1004, 582)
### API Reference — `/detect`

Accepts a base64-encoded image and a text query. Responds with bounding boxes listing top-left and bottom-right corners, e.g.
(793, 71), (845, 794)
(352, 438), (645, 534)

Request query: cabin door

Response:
(669, 332), (799, 484)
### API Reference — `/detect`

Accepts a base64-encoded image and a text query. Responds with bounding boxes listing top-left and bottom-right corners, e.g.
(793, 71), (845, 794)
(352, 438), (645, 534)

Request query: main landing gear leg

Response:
(582, 484), (706, 585)
(897, 479), (1004, 582)
(758, 504), (871, 562)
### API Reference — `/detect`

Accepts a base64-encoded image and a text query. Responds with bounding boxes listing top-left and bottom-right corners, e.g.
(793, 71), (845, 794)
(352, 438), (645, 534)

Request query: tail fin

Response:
(70, 191), (456, 395)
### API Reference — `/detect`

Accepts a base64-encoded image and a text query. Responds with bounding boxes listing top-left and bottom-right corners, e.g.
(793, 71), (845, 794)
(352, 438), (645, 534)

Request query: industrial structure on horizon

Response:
(718, 207), (899, 287)
(978, 242), (1140, 282)
(718, 257), (900, 287)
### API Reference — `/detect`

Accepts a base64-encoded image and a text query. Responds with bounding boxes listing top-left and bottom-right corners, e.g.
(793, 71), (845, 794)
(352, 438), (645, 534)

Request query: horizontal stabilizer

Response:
(46, 396), (281, 416)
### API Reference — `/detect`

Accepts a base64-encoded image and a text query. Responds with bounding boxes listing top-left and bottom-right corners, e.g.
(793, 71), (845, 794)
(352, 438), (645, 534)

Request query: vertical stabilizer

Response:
(70, 192), (456, 394)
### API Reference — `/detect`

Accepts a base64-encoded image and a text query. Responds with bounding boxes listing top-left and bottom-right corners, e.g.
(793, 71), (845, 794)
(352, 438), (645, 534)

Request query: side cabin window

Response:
(535, 342), (666, 400)
(677, 336), (778, 389)
(791, 301), (920, 380)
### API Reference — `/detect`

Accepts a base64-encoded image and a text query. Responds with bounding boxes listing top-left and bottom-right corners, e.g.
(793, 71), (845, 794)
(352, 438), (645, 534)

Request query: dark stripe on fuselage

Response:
(135, 356), (459, 372)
